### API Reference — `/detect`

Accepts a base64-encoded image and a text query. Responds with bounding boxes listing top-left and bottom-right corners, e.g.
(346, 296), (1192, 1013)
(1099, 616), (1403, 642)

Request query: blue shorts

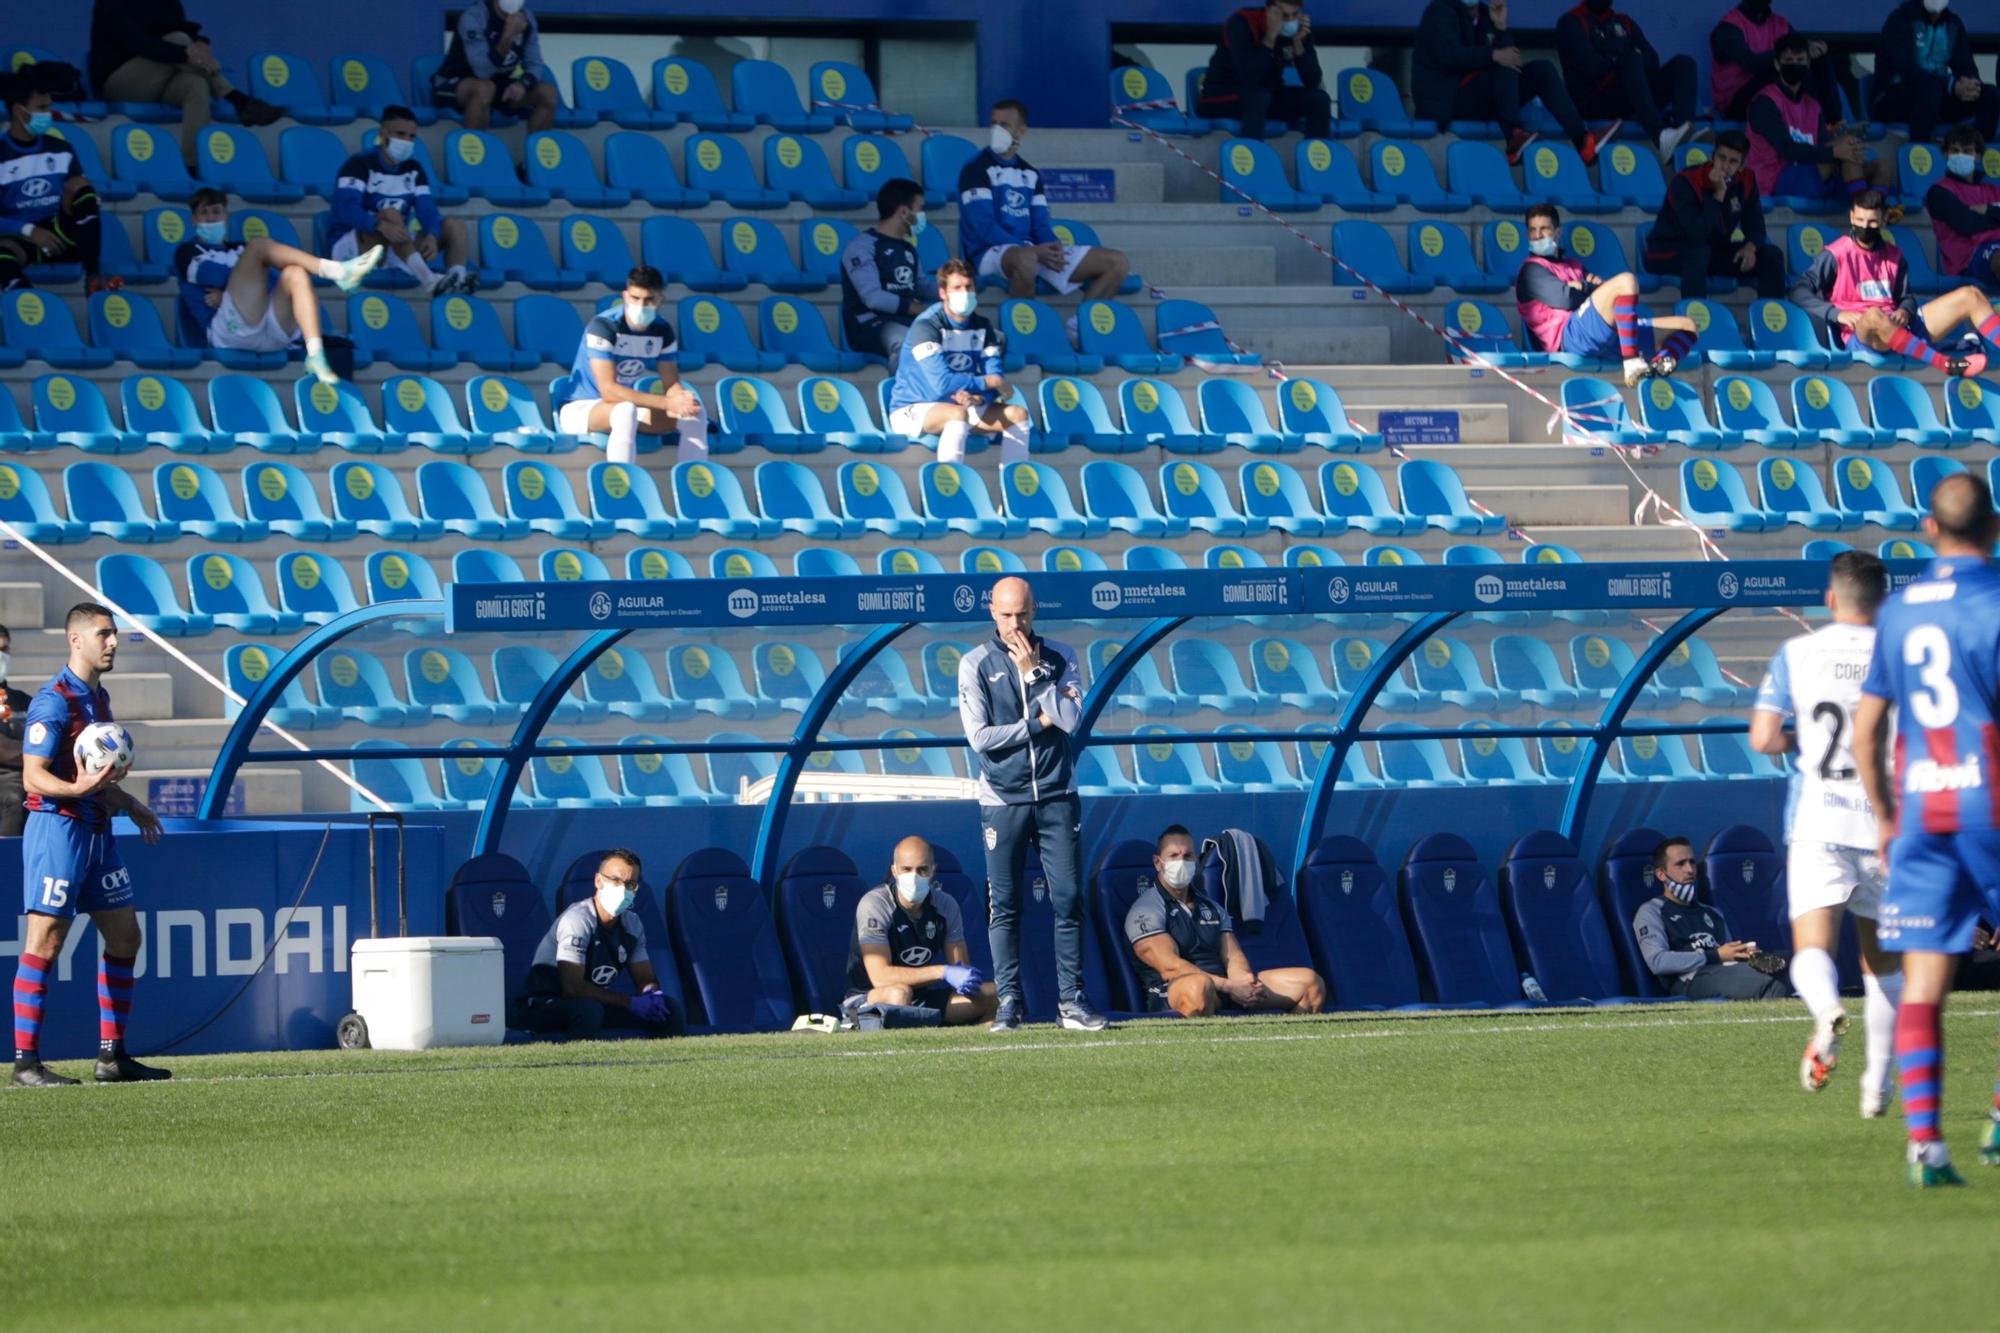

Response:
(1559, 299), (1652, 359)
(20, 811), (131, 919)
(1964, 239), (2000, 287)
(1773, 163), (1841, 202)
(1877, 830), (2000, 954)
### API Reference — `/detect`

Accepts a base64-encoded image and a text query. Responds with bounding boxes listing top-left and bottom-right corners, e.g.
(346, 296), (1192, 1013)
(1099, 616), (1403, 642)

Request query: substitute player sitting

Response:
(177, 188), (380, 385)
(1790, 190), (1997, 379)
(844, 835), (995, 1027)
(1516, 203), (1700, 387)
(554, 265), (709, 466)
(1126, 825), (1324, 1016)
(1751, 551), (1902, 1114)
(13, 603), (165, 1087)
(1633, 837), (1791, 1001)
(1854, 473), (2000, 1186)
(885, 258), (1030, 465)
(506, 849), (681, 1040)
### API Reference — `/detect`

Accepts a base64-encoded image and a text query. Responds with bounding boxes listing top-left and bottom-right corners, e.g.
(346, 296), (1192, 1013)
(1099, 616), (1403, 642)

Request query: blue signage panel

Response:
(1379, 410), (1461, 444)
(1043, 168), (1116, 204)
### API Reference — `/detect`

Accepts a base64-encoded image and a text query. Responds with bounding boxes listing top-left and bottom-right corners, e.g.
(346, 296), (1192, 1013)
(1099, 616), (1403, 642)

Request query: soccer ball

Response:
(74, 721), (134, 781)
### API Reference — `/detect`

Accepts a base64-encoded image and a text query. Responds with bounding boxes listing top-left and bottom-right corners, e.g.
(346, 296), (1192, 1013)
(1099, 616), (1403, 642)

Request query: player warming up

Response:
(1751, 551), (1901, 1113)
(13, 604), (166, 1087)
(1853, 474), (2000, 1186)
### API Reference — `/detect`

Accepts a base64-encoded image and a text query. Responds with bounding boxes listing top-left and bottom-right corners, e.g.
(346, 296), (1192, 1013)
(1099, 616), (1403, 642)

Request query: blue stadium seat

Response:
(830, 138), (910, 212)
(348, 742), (454, 813)
(505, 460), (612, 540)
(1406, 220), (1506, 294)
(524, 740), (623, 809)
(673, 460), (776, 538)
(799, 60), (907, 133)
(1879, 536), (1935, 560)
(416, 460), (524, 539)
(454, 549), (526, 585)
(836, 644), (936, 720)
(604, 132), (710, 208)
(524, 131), (630, 208)
(875, 547), (942, 578)
(94, 554), (209, 636)
(429, 294), (536, 372)
(1520, 141), (1615, 213)
(362, 550), (442, 605)
(329, 460), (441, 540)
(1758, 456), (1862, 531)
(475, 213), (579, 290)
(785, 221), (857, 301)
(584, 461), (689, 540)
(1410, 635), (1514, 709)
(1401, 833), (1525, 1006)
(874, 728), (957, 780)
(442, 129), (550, 207)
(1832, 455), (1921, 529)
(379, 374), (479, 453)
(44, 126), (129, 205)
(1338, 67), (1427, 134)
(1869, 376), (1959, 448)
(293, 377), (404, 453)
(685, 134), (785, 209)
(1086, 637), (1182, 717)
(922, 461), (1021, 537)
(761, 133), (863, 210)
(224, 642), (337, 729)
(755, 460), (858, 539)
(0, 458), (83, 542)
(493, 645), (607, 725)
(678, 296), (783, 373)
(1037, 375), (1126, 451)
(1441, 139), (1529, 211)
(1678, 299), (1769, 370)
(1079, 461), (1189, 538)
(1889, 224), (1948, 297)
(1598, 140), (1668, 208)
(1275, 140), (1380, 212)
(1790, 374), (1888, 446)
(717, 217), (820, 292)
(316, 646), (427, 724)
(772, 845), (868, 1016)
(1122, 545), (1189, 572)
(611, 740), (717, 807)
(1169, 639), (1271, 714)
(1458, 725), (1544, 784)
(1943, 377), (2000, 443)
(1213, 725), (1302, 791)
(748, 640), (835, 715)
(1569, 633), (1670, 705)
(1375, 724), (1463, 785)
(1319, 460), (1420, 535)
(614, 545), (692, 582)
(836, 460), (937, 539)
(798, 376), (894, 451)
(1331, 220), (1432, 293)
(1275, 377), (1383, 451)
(571, 55), (672, 128)
(1300, 728), (1385, 789)
(433, 739), (502, 810)
(919, 133), (978, 210)
(1118, 378), (1221, 453)
(66, 461), (168, 541)
(112, 124), (194, 197)
(120, 373), (225, 453)
(347, 293), (453, 372)
(1679, 457), (1775, 532)
(1750, 300), (1845, 369)
(1234, 460), (1326, 536)
(1219, 138), (1313, 210)
(666, 848), (794, 1032)
(1438, 298), (1537, 366)
(1501, 832), (1629, 1002)
(247, 50), (353, 124)
(1560, 220), (1654, 290)
(1398, 459), (1504, 535)
(503, 296), (582, 370)
(1704, 825), (1790, 952)
(1325, 636), (1423, 713)
(274, 550), (363, 624)
(1597, 827), (1668, 999)
(443, 856), (551, 996)
(1077, 301), (1181, 374)
(1367, 139), (1467, 212)
(1247, 636), (1338, 710)
(709, 373), (807, 452)
(1109, 65), (1208, 137)
(556, 214), (637, 289)
(1188, 383), (1283, 456)
(90, 292), (200, 370)
(462, 375), (575, 453)
(538, 547), (611, 583)
(757, 297), (860, 373)
(1491, 634), (1586, 709)
(153, 461), (265, 541)
(730, 59), (834, 133)
(667, 645), (771, 721)
(1711, 374), (1804, 446)
(183, 552), (299, 633)
(1615, 723), (1698, 782)
(1298, 836), (1424, 1010)
(1655, 638), (1754, 708)
(7, 293), (112, 370)
(195, 125), (304, 203)
(1697, 719), (1786, 780)
(1632, 376), (1732, 449)
(277, 125), (349, 201)
(1130, 725), (1222, 794)
(1909, 456), (1968, 517)
(1000, 301), (1098, 376)
(993, 460), (1095, 537)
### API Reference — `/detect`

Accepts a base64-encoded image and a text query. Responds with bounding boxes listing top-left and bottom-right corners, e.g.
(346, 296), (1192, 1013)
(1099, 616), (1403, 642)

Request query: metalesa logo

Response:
(726, 588), (759, 619)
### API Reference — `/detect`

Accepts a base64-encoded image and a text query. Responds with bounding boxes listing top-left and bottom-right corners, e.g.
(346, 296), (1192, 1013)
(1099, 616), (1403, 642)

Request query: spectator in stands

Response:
(1555, 0), (1697, 158)
(87, 0), (281, 172)
(1516, 203), (1701, 387)
(1744, 35), (1894, 208)
(1413, 0), (1597, 166)
(842, 835), (996, 1027)
(178, 188), (379, 384)
(1710, 0), (1843, 123)
(885, 259), (1029, 465)
(1871, 0), (1998, 149)
(506, 849), (682, 1040)
(841, 178), (928, 363)
(1642, 131), (1785, 299)
(329, 107), (475, 296)
(1127, 825), (1324, 1017)
(1194, 0), (1333, 142)
(1790, 190), (1997, 379)
(0, 77), (106, 294)
(960, 576), (1103, 1034)
(960, 100), (1131, 303)
(1926, 126), (2000, 292)
(1634, 837), (1792, 1000)
(435, 0), (559, 134)
(555, 265), (709, 466)
(0, 625), (26, 839)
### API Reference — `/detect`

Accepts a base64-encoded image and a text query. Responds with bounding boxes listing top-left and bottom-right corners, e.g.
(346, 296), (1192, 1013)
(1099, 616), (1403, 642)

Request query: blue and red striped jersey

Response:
(21, 665), (113, 828)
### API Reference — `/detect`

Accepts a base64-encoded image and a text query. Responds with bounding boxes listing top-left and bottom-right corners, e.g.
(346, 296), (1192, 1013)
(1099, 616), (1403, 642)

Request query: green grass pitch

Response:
(7, 1000), (2000, 1330)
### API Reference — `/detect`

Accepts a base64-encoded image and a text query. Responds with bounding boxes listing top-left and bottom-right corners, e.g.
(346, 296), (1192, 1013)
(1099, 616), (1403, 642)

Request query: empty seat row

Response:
(1679, 455), (2000, 534)
(1224, 135), (1665, 215)
(1563, 372), (2000, 451)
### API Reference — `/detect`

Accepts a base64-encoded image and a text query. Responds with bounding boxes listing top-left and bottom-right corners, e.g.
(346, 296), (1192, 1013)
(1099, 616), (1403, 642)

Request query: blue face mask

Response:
(382, 136), (416, 164)
(624, 301), (658, 327)
(910, 210), (929, 238)
(24, 111), (53, 136)
(1528, 236), (1558, 258)
(1278, 18), (1301, 37)
(1947, 153), (1979, 179)
(194, 221), (228, 245)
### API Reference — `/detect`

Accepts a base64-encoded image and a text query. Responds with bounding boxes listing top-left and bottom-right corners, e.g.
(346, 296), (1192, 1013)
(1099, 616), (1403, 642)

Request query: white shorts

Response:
(207, 290), (293, 352)
(975, 242), (1092, 294)
(1787, 841), (1886, 921)
(332, 229), (425, 277)
(889, 402), (960, 438)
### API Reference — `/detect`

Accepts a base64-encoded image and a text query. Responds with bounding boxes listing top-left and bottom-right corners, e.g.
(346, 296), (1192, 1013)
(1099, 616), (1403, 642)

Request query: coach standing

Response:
(957, 577), (1106, 1032)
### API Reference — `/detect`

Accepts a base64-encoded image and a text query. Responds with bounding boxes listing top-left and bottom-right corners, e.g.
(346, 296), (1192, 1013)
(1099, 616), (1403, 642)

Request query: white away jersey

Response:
(1754, 622), (1879, 849)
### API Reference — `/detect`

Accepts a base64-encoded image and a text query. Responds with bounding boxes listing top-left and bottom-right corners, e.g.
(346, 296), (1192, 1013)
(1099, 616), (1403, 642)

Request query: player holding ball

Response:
(13, 603), (166, 1087)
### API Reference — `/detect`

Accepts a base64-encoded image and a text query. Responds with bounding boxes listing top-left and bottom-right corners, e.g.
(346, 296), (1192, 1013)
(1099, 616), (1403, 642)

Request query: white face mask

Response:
(0, 650), (9, 682)
(625, 300), (658, 327)
(497, 0), (526, 14)
(946, 288), (977, 318)
(989, 123), (1015, 155)
(1922, 0), (1947, 13)
(596, 877), (636, 917)
(383, 136), (416, 164)
(1159, 860), (1196, 891)
(1947, 153), (1978, 178)
(895, 871), (933, 905)
(1528, 235), (1559, 258)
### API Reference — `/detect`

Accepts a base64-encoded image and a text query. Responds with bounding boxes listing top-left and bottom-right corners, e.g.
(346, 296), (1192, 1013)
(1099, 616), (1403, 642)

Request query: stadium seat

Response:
(874, 547), (942, 578)
(579, 461), (686, 540)
(524, 739), (625, 809)
(998, 461), (1100, 538)
(0, 458), (84, 542)
(427, 295), (534, 373)
(1400, 833), (1525, 1006)
(840, 136), (913, 205)
(1942, 377), (2000, 444)
(796, 376), (893, 451)
(569, 54), (670, 128)
(223, 641), (337, 728)
(1398, 459), (1504, 535)
(604, 132), (709, 208)
(1275, 377), (1383, 451)
(758, 133), (862, 210)
(711, 373), (810, 452)
(1458, 725), (1544, 784)
(503, 460), (611, 540)
(551, 214), (635, 290)
(242, 50), (352, 124)
(834, 645), (934, 720)
(684, 134), (785, 210)
(363, 549), (441, 604)
(1491, 634), (1586, 709)
(1830, 455), (1921, 529)
(1319, 460), (1419, 535)
(1569, 633), (1671, 706)
(490, 644), (608, 725)
(836, 461), (939, 539)
(1152, 459), (1263, 536)
(1711, 374), (1803, 446)
(40, 125), (127, 206)
(1297, 836), (1424, 1010)
(1086, 637), (1182, 717)
(1219, 138), (1313, 210)
(1869, 376), (1960, 448)
(710, 546), (778, 580)
(1367, 140), (1467, 212)
(1520, 141), (1615, 213)
(1325, 636), (1424, 713)
(1751, 300), (1845, 369)
(1888, 224), (1948, 297)
(918, 134), (978, 210)
(749, 640), (834, 715)
(1406, 220), (1506, 294)
(1790, 374), (1889, 447)
(1654, 638), (1754, 708)
(1078, 461), (1189, 538)
(1285, 138), (1388, 212)
(1211, 725), (1301, 791)
(64, 461), (170, 542)
(441, 130), (550, 207)
(89, 292), (200, 371)
(1077, 301), (1181, 374)
(1594, 827), (1669, 998)
(7, 294), (112, 371)
(1697, 719), (1785, 781)
(1331, 219), (1433, 294)
(375, 374), (478, 454)
(1676, 300), (1766, 371)
(1598, 140), (1667, 209)
(758, 298), (860, 377)
(275, 126), (348, 203)
(1561, 221), (1655, 291)
(1109, 65), (1208, 137)
(475, 214), (579, 291)
(290, 377), (402, 453)
(348, 741), (457, 812)
(1631, 376), (1731, 448)
(1410, 635), (1514, 710)
(1679, 457), (1775, 532)
(1003, 301), (1100, 376)
(315, 645), (431, 724)
(1168, 640), (1270, 714)
(663, 848), (798, 1032)
(393, 646), (496, 726)
(270, 549), (361, 624)
(755, 460), (860, 539)
(1246, 636), (1338, 710)
(118, 373), (223, 454)
(1703, 825), (1791, 953)
(620, 546), (694, 581)
(195, 125), (303, 203)
(461, 376), (574, 453)
(1501, 832), (1628, 1002)
(111, 124), (194, 196)
(414, 460), (523, 539)
(1331, 66), (1419, 133)
(91, 554), (209, 636)
(326, 460), (439, 540)
(453, 549), (526, 586)
(1190, 382), (1283, 454)
(677, 297), (782, 373)
(152, 461), (266, 542)
(1230, 460), (1322, 536)
(922, 461), (1021, 537)
(668, 644), (773, 721)
(1117, 378), (1221, 453)
(1375, 724), (1464, 785)
(1880, 536), (1935, 560)
(673, 460), (776, 538)
(1758, 456), (1862, 531)
(346, 293), (451, 372)
(521, 131), (630, 208)
(717, 217), (820, 292)
(1440, 139), (1528, 211)
(771, 845), (869, 1017)
(1037, 376), (1126, 450)
(727, 59), (833, 134)
(1129, 725), (1222, 794)
(514, 294), (587, 367)
(538, 547), (611, 583)
(1909, 456), (1968, 517)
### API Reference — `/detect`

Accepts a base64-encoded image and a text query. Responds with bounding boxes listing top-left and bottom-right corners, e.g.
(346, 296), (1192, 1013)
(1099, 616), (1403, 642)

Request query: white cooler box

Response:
(345, 936), (506, 1051)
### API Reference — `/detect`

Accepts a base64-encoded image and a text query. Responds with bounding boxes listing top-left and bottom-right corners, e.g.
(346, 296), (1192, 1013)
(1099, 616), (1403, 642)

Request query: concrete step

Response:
(0, 581), (45, 629)
(132, 766), (302, 816)
(1474, 486), (1630, 528)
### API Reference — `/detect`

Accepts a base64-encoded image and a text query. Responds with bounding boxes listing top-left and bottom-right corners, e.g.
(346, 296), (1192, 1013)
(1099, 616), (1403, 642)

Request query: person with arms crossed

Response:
(506, 849), (681, 1039)
(885, 259), (1029, 465)
(1128, 825), (1324, 1016)
(1853, 472), (2000, 1187)
(328, 106), (475, 296)
(841, 178), (929, 364)
(1516, 203), (1701, 387)
(554, 265), (709, 466)
(435, 0), (559, 134)
(958, 576), (1104, 1032)
(958, 99), (1130, 303)
(1633, 837), (1791, 1001)
(1194, 0), (1333, 142)
(13, 604), (166, 1087)
(843, 835), (995, 1027)
(1790, 190), (1996, 379)
(1870, 0), (1998, 150)
(1751, 551), (1902, 1112)
(1641, 130), (1786, 300)
(1925, 126), (2000, 292)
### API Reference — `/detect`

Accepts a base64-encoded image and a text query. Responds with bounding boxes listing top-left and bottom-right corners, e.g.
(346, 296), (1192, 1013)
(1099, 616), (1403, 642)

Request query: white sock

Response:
(304, 337), (324, 357)
(1792, 947), (1842, 1023)
(403, 252), (437, 288)
(315, 257), (344, 281)
(448, 264), (467, 280)
(936, 419), (969, 464)
(675, 405), (709, 462)
(606, 400), (638, 464)
(999, 420), (1031, 466)
(1863, 968), (1902, 1094)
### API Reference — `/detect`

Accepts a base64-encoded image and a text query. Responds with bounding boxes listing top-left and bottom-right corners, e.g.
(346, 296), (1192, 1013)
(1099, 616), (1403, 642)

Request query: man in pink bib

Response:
(1925, 126), (2000, 291)
(1746, 34), (1894, 207)
(1514, 203), (1700, 387)
(1791, 190), (1995, 378)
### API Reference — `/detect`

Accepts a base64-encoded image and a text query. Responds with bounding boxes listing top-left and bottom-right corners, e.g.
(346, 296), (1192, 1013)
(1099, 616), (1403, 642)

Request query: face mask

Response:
(1777, 63), (1807, 89)
(895, 871), (933, 906)
(1159, 860), (1196, 891)
(989, 123), (1014, 155)
(0, 650), (9, 683)
(625, 300), (658, 327)
(194, 221), (227, 245)
(1278, 18), (1301, 36)
(1663, 879), (1696, 906)
(1851, 225), (1882, 249)
(596, 878), (636, 918)
(1948, 153), (1979, 178)
(24, 111), (52, 136)
(497, 0), (526, 13)
(1528, 236), (1558, 258)
(383, 136), (416, 164)
(909, 210), (929, 238)
(1923, 0), (1947, 13)
(946, 289), (976, 318)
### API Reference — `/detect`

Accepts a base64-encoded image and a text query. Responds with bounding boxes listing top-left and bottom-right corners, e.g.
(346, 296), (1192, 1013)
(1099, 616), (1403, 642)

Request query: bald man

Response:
(844, 835), (996, 1026)
(957, 577), (1103, 1031)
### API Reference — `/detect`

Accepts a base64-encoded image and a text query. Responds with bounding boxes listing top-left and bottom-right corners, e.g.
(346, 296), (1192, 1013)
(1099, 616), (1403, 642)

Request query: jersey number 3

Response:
(1905, 625), (1960, 730)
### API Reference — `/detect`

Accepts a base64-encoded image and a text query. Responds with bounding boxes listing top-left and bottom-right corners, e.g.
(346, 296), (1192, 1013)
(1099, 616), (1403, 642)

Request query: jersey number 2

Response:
(1905, 626), (1961, 730)
(1811, 701), (1855, 780)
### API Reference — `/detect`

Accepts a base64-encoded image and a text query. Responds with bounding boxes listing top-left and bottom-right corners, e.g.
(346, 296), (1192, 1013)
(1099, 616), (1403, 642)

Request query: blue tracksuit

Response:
(886, 303), (1004, 413)
(956, 147), (1056, 265)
